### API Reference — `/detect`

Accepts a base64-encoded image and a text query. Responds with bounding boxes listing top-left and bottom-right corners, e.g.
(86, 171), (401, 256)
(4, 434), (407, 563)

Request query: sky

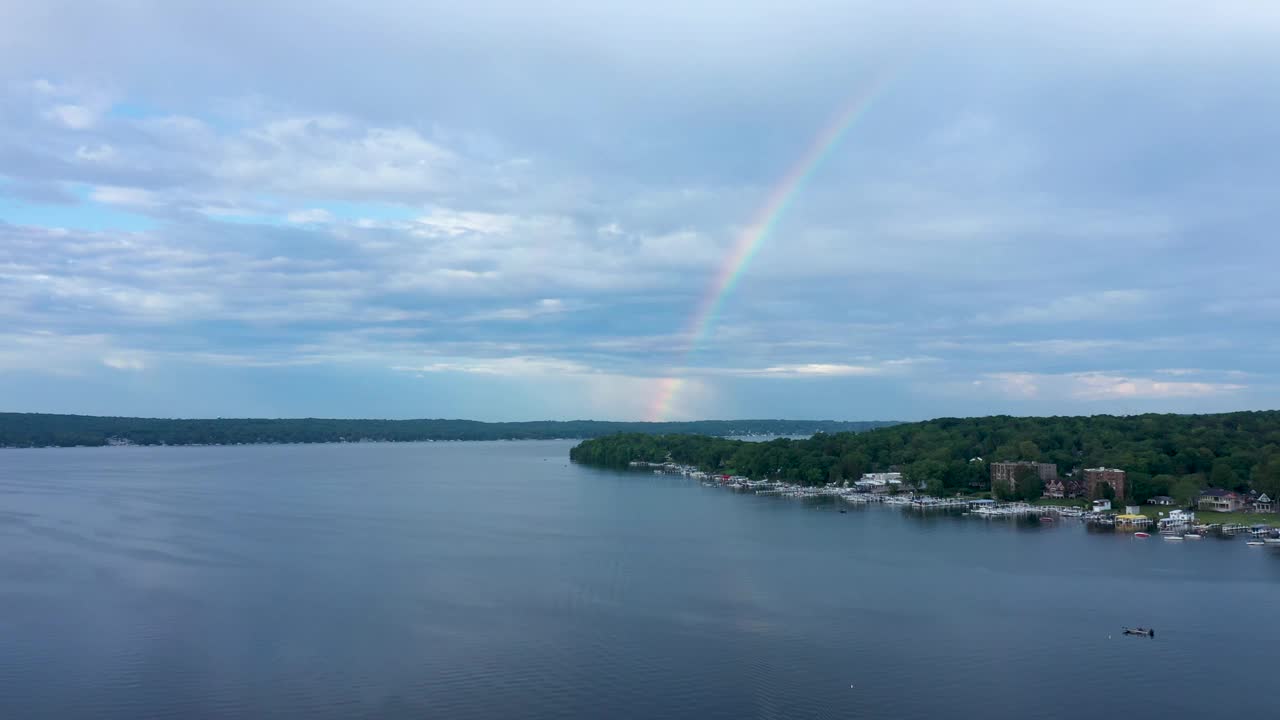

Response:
(1, 0), (1279, 422)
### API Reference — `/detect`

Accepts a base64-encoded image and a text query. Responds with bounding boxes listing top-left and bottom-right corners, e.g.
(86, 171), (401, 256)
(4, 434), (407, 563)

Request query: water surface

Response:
(1, 441), (1275, 719)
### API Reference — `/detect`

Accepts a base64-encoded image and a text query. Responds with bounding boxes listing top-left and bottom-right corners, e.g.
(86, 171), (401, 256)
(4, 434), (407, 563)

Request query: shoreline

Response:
(635, 461), (1280, 546)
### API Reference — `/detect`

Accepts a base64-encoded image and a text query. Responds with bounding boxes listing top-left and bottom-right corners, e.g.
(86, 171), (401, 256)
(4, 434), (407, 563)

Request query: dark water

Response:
(1, 441), (1276, 719)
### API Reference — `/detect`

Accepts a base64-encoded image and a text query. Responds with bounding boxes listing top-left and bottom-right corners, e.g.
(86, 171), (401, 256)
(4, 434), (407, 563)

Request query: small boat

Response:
(1247, 541), (1265, 546)
(1123, 627), (1155, 637)
(1039, 516), (1054, 523)
(1134, 532), (1150, 538)
(1183, 534), (1202, 540)
(1266, 538), (1280, 545)
(1164, 535), (1183, 541)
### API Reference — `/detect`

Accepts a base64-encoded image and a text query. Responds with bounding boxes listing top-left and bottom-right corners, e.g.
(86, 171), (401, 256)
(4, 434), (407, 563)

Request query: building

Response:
(856, 472), (903, 493)
(1159, 509), (1196, 530)
(1043, 477), (1066, 498)
(1083, 467), (1127, 501)
(1197, 488), (1245, 513)
(1253, 493), (1273, 513)
(1149, 495), (1175, 506)
(1093, 499), (1112, 512)
(991, 461), (1058, 495)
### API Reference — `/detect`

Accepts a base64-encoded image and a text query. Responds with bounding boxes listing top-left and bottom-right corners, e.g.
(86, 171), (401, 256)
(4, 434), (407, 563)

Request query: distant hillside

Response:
(0, 413), (898, 448)
(569, 411), (1280, 504)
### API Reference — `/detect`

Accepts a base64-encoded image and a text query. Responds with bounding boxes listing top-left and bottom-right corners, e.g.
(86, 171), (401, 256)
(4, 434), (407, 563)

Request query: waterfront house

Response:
(856, 472), (903, 494)
(1149, 495), (1175, 506)
(1158, 509), (1196, 530)
(1254, 493), (1273, 513)
(1043, 477), (1066, 498)
(1197, 488), (1245, 513)
(1092, 499), (1112, 512)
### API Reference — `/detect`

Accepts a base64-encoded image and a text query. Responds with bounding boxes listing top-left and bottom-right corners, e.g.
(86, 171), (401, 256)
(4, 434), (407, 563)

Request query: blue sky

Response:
(1, 1), (1278, 421)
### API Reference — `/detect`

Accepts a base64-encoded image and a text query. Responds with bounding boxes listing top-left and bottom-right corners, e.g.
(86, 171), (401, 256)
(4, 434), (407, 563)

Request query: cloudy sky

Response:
(2, 1), (1278, 421)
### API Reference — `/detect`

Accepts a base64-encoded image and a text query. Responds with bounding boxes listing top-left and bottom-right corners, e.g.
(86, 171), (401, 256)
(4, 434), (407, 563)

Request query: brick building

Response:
(991, 461), (1058, 495)
(1083, 467), (1126, 501)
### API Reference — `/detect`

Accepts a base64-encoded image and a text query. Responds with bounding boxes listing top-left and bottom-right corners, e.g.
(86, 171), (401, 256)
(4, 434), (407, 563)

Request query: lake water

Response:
(1, 440), (1276, 719)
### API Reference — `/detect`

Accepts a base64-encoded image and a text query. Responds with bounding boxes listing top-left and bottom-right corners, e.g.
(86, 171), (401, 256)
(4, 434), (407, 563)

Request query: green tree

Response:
(1210, 459), (1238, 489)
(1014, 465), (1043, 501)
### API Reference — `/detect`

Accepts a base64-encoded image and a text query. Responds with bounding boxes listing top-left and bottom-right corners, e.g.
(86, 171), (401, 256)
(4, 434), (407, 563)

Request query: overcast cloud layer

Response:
(2, 1), (1278, 420)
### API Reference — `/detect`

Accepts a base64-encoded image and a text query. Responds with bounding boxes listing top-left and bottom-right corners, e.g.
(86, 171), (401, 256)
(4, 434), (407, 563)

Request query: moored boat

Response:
(1134, 532), (1150, 538)
(1183, 533), (1202, 540)
(1164, 535), (1183, 541)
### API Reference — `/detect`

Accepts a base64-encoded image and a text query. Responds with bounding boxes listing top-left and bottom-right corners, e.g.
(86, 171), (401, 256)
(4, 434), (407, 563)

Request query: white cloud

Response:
(975, 290), (1150, 325)
(394, 356), (593, 376)
(45, 103), (98, 129)
(755, 363), (883, 377)
(75, 144), (116, 161)
(89, 185), (160, 207)
(286, 208), (335, 224)
(1068, 373), (1245, 400)
(102, 353), (147, 371)
(977, 370), (1245, 401)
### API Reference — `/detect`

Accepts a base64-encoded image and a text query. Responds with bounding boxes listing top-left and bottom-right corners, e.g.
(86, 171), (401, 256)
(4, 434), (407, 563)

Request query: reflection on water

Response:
(0, 441), (1276, 719)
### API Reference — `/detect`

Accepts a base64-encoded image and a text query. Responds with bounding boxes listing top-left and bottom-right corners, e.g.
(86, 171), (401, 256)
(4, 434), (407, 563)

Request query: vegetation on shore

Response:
(0, 412), (896, 449)
(569, 411), (1280, 502)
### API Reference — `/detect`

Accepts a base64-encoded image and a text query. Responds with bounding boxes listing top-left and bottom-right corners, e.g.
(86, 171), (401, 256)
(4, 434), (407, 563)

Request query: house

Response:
(1159, 509), (1196, 530)
(990, 461), (1058, 496)
(1083, 467), (1127, 501)
(856, 472), (903, 493)
(1198, 488), (1245, 513)
(1092, 499), (1112, 512)
(1254, 493), (1273, 513)
(1149, 495), (1175, 506)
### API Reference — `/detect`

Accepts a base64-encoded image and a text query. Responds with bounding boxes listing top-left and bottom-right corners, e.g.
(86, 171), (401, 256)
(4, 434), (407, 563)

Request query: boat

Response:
(1183, 533), (1202, 540)
(1134, 532), (1150, 538)
(1039, 516), (1054, 523)
(1265, 538), (1280, 545)
(1123, 627), (1155, 637)
(1164, 535), (1183, 541)
(1247, 541), (1265, 546)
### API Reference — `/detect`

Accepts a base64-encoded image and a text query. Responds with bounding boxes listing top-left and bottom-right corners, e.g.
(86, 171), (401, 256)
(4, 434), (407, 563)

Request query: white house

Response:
(856, 472), (903, 492)
(1092, 499), (1112, 512)
(1255, 494), (1273, 513)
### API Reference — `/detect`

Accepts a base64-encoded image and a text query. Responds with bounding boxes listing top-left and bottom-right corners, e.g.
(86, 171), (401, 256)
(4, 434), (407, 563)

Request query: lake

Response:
(1, 440), (1276, 719)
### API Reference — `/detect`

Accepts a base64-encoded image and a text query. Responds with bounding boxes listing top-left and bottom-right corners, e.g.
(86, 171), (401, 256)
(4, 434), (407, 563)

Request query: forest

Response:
(0, 413), (894, 448)
(569, 411), (1280, 504)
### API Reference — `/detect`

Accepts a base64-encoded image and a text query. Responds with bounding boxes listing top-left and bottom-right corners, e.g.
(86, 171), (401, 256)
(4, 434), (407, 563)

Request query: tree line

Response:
(569, 411), (1280, 504)
(0, 412), (896, 448)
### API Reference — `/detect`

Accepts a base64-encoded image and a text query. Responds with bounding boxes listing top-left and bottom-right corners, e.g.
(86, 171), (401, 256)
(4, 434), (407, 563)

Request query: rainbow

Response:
(648, 71), (896, 422)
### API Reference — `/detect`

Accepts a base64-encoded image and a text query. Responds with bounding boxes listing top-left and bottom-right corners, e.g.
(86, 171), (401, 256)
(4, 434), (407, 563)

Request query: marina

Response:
(631, 460), (1280, 545)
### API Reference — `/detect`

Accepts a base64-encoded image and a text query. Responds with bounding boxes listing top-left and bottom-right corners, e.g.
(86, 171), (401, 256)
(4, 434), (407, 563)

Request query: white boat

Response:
(1247, 541), (1265, 546)
(1183, 534), (1202, 540)
(1265, 538), (1280, 545)
(1164, 535), (1184, 541)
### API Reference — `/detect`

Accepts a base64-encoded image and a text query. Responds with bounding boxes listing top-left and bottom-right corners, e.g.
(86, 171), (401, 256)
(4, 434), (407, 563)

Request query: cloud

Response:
(977, 371), (1245, 401)
(394, 356), (592, 376)
(44, 104), (98, 130)
(286, 208), (335, 224)
(0, 2), (1278, 419)
(89, 185), (160, 207)
(752, 363), (884, 377)
(102, 353), (147, 371)
(975, 290), (1150, 325)
(1068, 373), (1245, 400)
